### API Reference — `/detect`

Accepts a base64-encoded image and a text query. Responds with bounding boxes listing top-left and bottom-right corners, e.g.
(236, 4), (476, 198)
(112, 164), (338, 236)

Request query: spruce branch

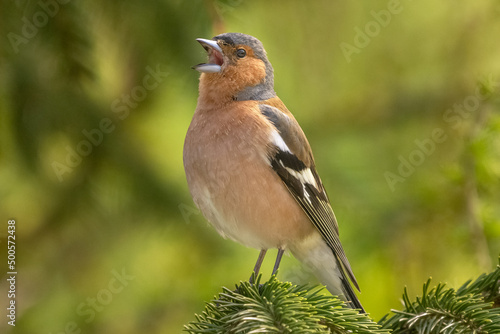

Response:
(184, 274), (388, 334)
(185, 258), (500, 333)
(380, 260), (500, 334)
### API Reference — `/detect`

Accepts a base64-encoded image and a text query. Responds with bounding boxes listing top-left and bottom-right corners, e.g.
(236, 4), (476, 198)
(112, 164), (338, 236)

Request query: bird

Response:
(183, 32), (364, 312)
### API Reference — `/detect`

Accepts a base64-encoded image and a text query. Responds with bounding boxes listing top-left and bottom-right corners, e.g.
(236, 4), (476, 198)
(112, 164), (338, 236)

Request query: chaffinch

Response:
(183, 32), (364, 312)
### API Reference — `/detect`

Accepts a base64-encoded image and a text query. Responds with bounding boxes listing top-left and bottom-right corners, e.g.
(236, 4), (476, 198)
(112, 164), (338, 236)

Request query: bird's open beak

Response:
(192, 38), (224, 73)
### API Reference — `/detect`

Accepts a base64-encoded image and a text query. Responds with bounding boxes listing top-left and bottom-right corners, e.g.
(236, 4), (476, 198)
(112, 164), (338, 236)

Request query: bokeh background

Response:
(1, 0), (499, 333)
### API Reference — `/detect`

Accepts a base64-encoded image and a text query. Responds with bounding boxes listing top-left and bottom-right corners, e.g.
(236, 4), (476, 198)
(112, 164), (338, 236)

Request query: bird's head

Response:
(193, 33), (276, 102)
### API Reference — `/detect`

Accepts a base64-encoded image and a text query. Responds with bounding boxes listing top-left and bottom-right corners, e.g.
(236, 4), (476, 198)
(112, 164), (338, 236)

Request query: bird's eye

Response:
(236, 48), (246, 58)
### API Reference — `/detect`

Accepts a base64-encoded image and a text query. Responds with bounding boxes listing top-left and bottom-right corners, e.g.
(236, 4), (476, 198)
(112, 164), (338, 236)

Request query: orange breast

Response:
(183, 101), (315, 249)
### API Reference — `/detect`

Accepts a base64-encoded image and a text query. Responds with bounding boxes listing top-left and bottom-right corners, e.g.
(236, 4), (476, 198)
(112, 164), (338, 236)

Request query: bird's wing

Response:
(259, 101), (360, 292)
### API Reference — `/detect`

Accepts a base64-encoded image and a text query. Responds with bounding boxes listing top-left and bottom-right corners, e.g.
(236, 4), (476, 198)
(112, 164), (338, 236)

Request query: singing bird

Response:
(183, 32), (364, 311)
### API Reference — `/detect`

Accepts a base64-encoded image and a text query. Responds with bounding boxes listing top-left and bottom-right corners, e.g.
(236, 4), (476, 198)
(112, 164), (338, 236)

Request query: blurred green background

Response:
(1, 0), (499, 333)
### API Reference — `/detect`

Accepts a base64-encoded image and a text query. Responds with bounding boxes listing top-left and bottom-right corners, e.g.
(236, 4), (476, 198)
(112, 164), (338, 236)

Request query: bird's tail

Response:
(290, 236), (365, 313)
(316, 257), (365, 313)
(338, 269), (365, 312)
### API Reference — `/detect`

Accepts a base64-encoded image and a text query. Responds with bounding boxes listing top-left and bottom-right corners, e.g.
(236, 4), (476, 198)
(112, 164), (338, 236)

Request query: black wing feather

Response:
(260, 104), (362, 305)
